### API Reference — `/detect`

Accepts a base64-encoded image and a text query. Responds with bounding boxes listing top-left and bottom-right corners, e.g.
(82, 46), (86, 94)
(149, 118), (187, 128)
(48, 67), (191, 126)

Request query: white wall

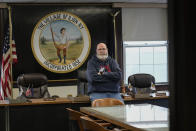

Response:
(12, 85), (77, 99)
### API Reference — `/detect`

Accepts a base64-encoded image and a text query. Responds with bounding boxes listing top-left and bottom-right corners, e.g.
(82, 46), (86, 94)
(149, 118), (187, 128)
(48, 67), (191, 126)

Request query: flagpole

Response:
(111, 11), (126, 92)
(8, 6), (13, 99)
(110, 11), (120, 61)
(110, 11), (126, 88)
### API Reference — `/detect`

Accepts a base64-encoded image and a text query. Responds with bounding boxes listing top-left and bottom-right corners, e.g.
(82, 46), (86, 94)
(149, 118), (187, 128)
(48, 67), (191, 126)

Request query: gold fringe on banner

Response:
(8, 6), (14, 98)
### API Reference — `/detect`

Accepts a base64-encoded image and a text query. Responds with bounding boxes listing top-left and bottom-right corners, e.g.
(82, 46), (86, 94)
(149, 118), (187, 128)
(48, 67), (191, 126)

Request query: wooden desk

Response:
(124, 96), (168, 108)
(80, 104), (169, 131)
(0, 98), (77, 131)
(0, 96), (168, 131)
(0, 98), (72, 106)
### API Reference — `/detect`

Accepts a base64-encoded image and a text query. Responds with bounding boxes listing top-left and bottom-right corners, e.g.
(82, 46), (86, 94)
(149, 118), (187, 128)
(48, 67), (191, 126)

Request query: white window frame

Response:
(123, 41), (168, 85)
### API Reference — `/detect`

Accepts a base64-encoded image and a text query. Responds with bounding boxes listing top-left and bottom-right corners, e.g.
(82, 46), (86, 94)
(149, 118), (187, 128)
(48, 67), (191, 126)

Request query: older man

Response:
(86, 43), (124, 103)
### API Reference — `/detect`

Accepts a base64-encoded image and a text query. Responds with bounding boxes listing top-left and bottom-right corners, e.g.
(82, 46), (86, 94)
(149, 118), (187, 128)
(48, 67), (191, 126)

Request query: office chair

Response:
(128, 73), (155, 98)
(128, 73), (155, 88)
(80, 116), (129, 131)
(17, 73), (50, 99)
(80, 116), (111, 131)
(66, 108), (87, 131)
(91, 98), (124, 107)
(66, 108), (111, 131)
(77, 70), (88, 96)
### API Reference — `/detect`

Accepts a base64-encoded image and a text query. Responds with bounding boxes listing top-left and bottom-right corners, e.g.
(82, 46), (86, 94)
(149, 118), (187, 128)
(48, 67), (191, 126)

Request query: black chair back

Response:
(17, 73), (50, 98)
(128, 73), (155, 88)
(77, 70), (88, 96)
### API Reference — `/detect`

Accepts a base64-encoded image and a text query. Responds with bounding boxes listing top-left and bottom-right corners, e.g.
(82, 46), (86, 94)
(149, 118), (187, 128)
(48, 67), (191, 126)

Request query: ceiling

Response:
(0, 0), (167, 3)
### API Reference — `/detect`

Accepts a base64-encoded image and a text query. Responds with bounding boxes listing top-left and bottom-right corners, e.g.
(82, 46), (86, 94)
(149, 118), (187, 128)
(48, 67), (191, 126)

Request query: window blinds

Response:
(122, 8), (167, 41)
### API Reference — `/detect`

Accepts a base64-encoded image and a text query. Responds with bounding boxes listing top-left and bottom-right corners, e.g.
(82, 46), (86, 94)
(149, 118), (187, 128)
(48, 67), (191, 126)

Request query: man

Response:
(52, 27), (70, 64)
(86, 43), (124, 103)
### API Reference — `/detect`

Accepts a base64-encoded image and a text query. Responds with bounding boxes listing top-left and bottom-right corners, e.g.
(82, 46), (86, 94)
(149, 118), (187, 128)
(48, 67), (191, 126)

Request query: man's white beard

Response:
(96, 54), (108, 60)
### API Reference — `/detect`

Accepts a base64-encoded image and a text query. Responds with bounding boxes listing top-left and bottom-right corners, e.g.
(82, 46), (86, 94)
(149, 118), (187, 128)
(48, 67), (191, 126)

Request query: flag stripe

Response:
(12, 40), (17, 63)
(0, 9), (17, 100)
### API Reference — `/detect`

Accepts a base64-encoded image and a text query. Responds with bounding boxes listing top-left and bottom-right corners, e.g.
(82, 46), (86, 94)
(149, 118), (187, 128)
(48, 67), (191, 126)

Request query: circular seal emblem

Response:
(31, 11), (91, 73)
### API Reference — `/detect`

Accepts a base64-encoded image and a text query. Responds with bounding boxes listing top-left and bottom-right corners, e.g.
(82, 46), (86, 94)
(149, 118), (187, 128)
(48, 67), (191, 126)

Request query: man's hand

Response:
(98, 67), (105, 75)
(97, 72), (101, 75)
(98, 71), (104, 75)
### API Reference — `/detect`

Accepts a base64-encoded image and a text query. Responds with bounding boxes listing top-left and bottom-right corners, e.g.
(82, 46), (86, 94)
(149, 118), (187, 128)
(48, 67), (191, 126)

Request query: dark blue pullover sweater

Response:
(86, 55), (122, 94)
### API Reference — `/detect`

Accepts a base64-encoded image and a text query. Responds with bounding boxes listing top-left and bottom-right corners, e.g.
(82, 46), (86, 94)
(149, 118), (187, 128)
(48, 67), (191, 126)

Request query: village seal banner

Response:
(31, 11), (91, 73)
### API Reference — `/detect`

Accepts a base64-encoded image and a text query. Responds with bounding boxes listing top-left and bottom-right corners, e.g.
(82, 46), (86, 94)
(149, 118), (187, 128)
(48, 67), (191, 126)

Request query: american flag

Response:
(0, 19), (17, 100)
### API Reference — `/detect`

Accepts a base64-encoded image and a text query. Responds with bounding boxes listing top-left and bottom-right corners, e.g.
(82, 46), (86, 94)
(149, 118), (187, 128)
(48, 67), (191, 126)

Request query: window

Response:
(123, 41), (168, 84)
